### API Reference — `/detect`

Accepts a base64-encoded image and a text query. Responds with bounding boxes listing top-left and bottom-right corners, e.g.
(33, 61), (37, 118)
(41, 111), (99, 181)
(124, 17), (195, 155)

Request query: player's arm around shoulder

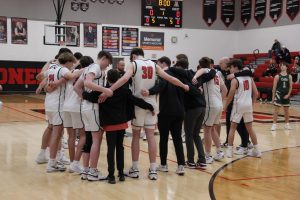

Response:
(224, 79), (238, 111)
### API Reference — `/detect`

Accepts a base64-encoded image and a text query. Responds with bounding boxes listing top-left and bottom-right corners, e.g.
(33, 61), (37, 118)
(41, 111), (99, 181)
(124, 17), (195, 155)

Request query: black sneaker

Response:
(107, 176), (116, 184)
(185, 161), (196, 169)
(196, 161), (207, 170)
(118, 172), (125, 182)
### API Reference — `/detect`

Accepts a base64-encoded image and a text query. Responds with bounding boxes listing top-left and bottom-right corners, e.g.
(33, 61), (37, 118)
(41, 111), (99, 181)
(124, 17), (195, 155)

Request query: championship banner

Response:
(102, 26), (120, 56)
(83, 22), (97, 48)
(11, 17), (28, 44)
(221, 0), (235, 27)
(286, 0), (299, 21)
(140, 31), (164, 51)
(241, 0), (251, 27)
(0, 16), (7, 44)
(254, 0), (267, 25)
(269, 0), (282, 23)
(203, 0), (217, 26)
(66, 21), (80, 46)
(0, 61), (45, 92)
(122, 27), (139, 56)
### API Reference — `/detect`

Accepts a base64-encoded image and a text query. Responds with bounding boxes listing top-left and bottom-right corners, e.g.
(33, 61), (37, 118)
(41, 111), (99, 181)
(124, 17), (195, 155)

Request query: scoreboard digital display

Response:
(142, 0), (182, 28)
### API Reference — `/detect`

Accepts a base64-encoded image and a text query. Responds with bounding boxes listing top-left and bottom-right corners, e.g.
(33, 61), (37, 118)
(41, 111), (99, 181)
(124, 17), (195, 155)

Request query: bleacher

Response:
(233, 52), (300, 104)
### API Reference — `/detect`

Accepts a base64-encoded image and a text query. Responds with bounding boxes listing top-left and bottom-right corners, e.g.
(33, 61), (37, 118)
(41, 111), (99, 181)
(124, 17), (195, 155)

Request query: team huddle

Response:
(33, 47), (292, 184)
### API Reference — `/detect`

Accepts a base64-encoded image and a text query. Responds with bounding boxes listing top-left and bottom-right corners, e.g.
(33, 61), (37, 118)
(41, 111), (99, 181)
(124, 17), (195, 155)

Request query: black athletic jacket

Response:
(82, 87), (154, 126)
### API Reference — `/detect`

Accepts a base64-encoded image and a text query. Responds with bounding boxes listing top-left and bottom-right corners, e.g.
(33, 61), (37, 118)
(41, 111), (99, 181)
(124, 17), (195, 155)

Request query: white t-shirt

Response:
(233, 76), (253, 113)
(44, 64), (70, 112)
(203, 68), (223, 108)
(132, 58), (157, 108)
(63, 69), (81, 112)
(81, 64), (106, 111)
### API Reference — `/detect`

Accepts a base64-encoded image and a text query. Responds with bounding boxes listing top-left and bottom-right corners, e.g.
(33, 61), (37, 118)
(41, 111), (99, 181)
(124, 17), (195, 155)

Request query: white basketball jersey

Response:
(44, 64), (70, 112)
(233, 76), (253, 113)
(132, 58), (157, 107)
(203, 68), (223, 108)
(63, 69), (81, 112)
(81, 64), (106, 111)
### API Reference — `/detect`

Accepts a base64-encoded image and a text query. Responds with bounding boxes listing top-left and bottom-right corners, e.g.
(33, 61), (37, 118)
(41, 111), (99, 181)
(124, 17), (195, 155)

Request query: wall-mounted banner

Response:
(102, 26), (120, 56)
(221, 0), (235, 27)
(0, 16), (7, 44)
(122, 27), (139, 56)
(0, 61), (45, 92)
(66, 21), (80, 46)
(241, 0), (252, 27)
(203, 0), (217, 26)
(254, 0), (267, 25)
(11, 17), (27, 44)
(140, 31), (164, 51)
(83, 22), (97, 47)
(269, 0), (282, 23)
(286, 0), (299, 21)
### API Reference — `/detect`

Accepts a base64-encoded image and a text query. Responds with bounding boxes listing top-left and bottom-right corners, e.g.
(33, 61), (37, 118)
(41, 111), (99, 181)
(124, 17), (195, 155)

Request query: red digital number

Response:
(214, 76), (220, 85)
(142, 66), (153, 79)
(176, 11), (181, 18)
(150, 9), (154, 16)
(49, 74), (55, 82)
(146, 17), (150, 23)
(176, 19), (180, 25)
(243, 80), (249, 91)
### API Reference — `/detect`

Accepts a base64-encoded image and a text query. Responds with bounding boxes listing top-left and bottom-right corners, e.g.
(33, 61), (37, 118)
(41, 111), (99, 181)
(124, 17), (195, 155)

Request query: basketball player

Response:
(99, 48), (189, 180)
(0, 85), (3, 111)
(271, 62), (293, 131)
(224, 59), (261, 158)
(73, 51), (113, 181)
(192, 57), (227, 164)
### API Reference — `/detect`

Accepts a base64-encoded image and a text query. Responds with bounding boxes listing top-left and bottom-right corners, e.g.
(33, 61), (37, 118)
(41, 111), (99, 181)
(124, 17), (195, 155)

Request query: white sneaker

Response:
(125, 167), (139, 178)
(148, 169), (158, 180)
(226, 148), (233, 158)
(80, 169), (89, 180)
(62, 138), (68, 149)
(46, 162), (66, 173)
(69, 162), (83, 173)
(205, 155), (214, 164)
(213, 151), (225, 161)
(176, 165), (185, 176)
(284, 123), (292, 130)
(87, 169), (106, 181)
(234, 147), (248, 155)
(57, 150), (70, 165)
(143, 135), (147, 141)
(271, 124), (277, 131)
(247, 149), (262, 158)
(35, 151), (48, 164)
(157, 165), (168, 172)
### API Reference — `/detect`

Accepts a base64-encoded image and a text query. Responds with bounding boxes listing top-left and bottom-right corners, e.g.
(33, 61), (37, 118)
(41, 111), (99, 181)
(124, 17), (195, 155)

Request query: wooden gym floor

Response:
(0, 94), (299, 200)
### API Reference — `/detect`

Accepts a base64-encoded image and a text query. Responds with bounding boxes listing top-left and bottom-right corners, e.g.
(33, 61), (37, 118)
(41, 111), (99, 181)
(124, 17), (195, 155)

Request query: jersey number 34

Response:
(142, 66), (153, 79)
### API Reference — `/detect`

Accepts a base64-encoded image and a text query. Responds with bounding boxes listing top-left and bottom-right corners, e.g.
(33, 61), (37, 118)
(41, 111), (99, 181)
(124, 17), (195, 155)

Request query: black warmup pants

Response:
(184, 107), (206, 163)
(106, 130), (125, 176)
(158, 115), (185, 166)
(225, 103), (250, 148)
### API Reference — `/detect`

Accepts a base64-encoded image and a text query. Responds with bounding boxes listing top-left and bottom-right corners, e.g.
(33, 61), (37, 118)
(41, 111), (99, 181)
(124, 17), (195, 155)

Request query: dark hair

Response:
(130, 48), (144, 61)
(107, 69), (120, 84)
(80, 56), (94, 68)
(74, 52), (83, 60)
(210, 59), (214, 65)
(58, 52), (76, 64)
(228, 59), (243, 70)
(55, 48), (73, 59)
(175, 59), (189, 69)
(176, 54), (188, 61)
(97, 51), (112, 64)
(199, 57), (211, 69)
(157, 56), (171, 67)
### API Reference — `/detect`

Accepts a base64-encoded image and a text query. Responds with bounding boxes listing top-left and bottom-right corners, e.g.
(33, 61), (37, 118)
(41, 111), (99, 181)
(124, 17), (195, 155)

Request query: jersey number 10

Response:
(243, 80), (249, 91)
(142, 66), (153, 79)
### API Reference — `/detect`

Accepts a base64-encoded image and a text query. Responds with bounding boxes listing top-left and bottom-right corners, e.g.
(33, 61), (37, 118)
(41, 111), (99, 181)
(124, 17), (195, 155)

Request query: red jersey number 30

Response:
(142, 66), (153, 79)
(243, 80), (249, 91)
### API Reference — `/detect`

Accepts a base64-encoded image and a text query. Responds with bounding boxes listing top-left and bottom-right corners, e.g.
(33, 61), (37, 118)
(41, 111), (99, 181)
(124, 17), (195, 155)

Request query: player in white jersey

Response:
(224, 59), (261, 158)
(0, 85), (2, 111)
(193, 57), (227, 164)
(98, 48), (189, 180)
(73, 51), (113, 181)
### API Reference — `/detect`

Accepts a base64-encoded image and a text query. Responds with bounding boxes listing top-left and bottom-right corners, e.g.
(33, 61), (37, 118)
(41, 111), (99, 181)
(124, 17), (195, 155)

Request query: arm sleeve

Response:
(199, 69), (216, 83)
(149, 78), (167, 95)
(82, 91), (101, 103)
(127, 91), (154, 111)
(235, 69), (253, 77)
(60, 67), (70, 78)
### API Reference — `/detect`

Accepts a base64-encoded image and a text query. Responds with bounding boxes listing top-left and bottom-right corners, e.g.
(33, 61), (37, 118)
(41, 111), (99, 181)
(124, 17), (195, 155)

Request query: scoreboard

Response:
(142, 0), (182, 28)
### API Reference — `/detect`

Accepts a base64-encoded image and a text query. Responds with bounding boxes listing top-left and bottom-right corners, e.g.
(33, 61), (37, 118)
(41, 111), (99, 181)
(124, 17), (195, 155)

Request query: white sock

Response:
(40, 149), (46, 154)
(253, 145), (259, 150)
(216, 147), (221, 153)
(150, 163), (157, 171)
(73, 160), (79, 165)
(132, 161), (139, 169)
(84, 167), (89, 172)
(49, 159), (56, 166)
(205, 152), (211, 157)
(228, 146), (233, 150)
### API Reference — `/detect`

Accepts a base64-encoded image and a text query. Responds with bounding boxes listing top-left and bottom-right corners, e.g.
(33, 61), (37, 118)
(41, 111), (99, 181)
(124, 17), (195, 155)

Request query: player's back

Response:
(234, 76), (253, 112)
(63, 69), (81, 112)
(203, 69), (222, 108)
